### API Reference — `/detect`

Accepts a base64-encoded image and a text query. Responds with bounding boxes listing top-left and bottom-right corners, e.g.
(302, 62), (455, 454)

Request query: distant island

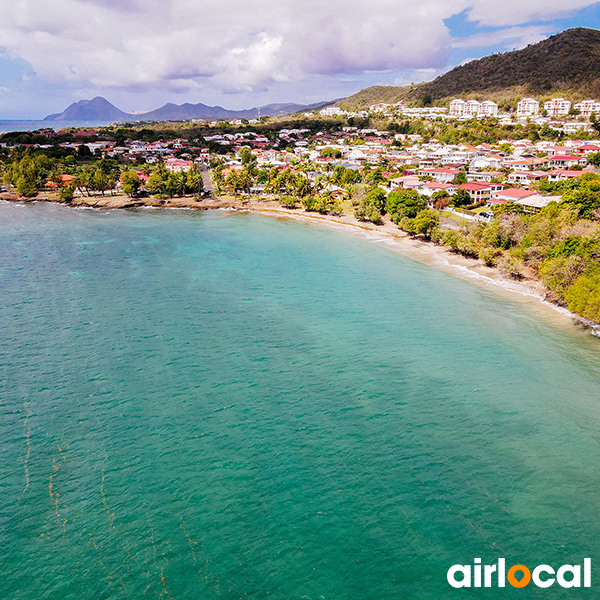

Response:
(44, 96), (336, 123)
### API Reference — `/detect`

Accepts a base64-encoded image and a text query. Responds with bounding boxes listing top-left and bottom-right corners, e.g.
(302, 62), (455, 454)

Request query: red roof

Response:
(493, 188), (536, 199)
(426, 182), (454, 189)
(551, 155), (581, 161)
(423, 168), (460, 174)
(457, 183), (492, 191)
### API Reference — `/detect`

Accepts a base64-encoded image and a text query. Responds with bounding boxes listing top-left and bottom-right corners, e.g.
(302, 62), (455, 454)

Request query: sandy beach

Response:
(3, 190), (598, 336)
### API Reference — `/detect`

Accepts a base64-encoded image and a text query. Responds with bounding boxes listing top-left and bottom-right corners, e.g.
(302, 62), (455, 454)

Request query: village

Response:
(3, 94), (600, 226)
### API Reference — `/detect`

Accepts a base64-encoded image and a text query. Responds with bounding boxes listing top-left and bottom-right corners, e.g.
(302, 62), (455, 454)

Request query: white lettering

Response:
(448, 565), (471, 588)
(532, 565), (555, 588)
(557, 565), (581, 588)
(484, 564), (497, 588)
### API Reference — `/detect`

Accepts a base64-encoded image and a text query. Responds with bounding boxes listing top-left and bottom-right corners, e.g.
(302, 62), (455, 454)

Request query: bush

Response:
(59, 185), (74, 202)
(17, 177), (37, 197)
(355, 202), (383, 224)
(564, 271), (600, 322)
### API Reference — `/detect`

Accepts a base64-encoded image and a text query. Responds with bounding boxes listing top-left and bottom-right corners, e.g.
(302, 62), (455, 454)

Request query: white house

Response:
(573, 100), (600, 118)
(490, 188), (537, 203)
(449, 99), (466, 117)
(507, 170), (547, 185)
(466, 100), (482, 117)
(517, 98), (540, 118)
(420, 168), (460, 183)
(544, 98), (572, 117)
(480, 101), (499, 117)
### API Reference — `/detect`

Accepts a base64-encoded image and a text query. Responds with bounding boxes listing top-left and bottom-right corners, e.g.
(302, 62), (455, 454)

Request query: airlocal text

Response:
(448, 558), (591, 589)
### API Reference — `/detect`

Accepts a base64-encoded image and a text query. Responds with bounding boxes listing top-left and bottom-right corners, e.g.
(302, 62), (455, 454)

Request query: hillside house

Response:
(544, 98), (572, 117)
(517, 98), (540, 117)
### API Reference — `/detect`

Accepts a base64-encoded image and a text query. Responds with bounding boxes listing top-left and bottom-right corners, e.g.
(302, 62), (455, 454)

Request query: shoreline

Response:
(3, 191), (599, 337)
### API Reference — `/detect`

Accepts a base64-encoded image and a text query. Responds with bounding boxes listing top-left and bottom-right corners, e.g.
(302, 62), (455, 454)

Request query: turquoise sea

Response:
(2, 202), (600, 599)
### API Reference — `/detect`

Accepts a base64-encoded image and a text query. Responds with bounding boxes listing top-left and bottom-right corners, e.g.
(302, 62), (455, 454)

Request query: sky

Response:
(0, 0), (599, 119)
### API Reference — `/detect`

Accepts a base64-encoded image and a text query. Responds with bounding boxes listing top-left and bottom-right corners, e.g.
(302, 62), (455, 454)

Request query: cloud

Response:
(464, 0), (600, 27)
(0, 0), (597, 99)
(0, 0), (452, 93)
(452, 25), (552, 50)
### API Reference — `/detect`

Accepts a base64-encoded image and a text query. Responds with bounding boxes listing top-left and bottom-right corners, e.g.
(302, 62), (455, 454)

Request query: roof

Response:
(422, 167), (460, 174)
(493, 188), (536, 199)
(457, 183), (492, 191)
(426, 182), (455, 189)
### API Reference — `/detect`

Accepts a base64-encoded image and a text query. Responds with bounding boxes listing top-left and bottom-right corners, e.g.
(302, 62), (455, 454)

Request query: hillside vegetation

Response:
(339, 28), (600, 111)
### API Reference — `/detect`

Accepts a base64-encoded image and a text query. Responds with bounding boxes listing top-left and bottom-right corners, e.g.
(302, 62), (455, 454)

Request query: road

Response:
(200, 164), (215, 194)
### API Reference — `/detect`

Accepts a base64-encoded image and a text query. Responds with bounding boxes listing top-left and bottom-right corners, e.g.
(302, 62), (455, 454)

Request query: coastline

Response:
(3, 191), (599, 337)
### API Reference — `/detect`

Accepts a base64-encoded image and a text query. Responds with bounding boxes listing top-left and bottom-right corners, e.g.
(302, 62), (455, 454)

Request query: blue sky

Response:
(0, 1), (599, 119)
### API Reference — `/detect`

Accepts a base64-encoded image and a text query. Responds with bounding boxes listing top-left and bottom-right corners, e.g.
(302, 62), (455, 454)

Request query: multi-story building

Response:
(466, 100), (482, 117)
(573, 100), (600, 118)
(517, 98), (540, 117)
(544, 98), (572, 117)
(450, 99), (498, 118)
(480, 101), (499, 117)
(449, 99), (466, 117)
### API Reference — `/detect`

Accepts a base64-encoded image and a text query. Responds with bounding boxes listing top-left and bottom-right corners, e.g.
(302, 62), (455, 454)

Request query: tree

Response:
(59, 185), (75, 202)
(412, 209), (440, 239)
(240, 146), (255, 165)
(450, 188), (472, 207)
(17, 176), (37, 197)
(121, 170), (140, 197)
(452, 171), (468, 185)
(587, 152), (600, 167)
(147, 170), (166, 196)
(386, 189), (426, 219)
(364, 187), (386, 213)
(321, 147), (342, 159)
(564, 271), (600, 322)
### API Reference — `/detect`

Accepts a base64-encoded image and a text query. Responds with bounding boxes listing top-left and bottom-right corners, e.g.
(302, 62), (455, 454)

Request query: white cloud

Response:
(0, 0), (453, 93)
(464, 0), (600, 27)
(0, 0), (597, 100)
(452, 25), (552, 50)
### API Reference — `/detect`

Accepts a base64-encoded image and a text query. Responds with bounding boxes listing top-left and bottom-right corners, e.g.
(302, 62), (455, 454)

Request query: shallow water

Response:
(2, 202), (600, 599)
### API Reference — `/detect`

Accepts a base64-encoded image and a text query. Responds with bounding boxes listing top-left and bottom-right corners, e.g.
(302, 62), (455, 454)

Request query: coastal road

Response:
(200, 164), (215, 195)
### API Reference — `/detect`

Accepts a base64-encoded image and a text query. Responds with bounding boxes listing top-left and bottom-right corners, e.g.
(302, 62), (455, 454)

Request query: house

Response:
(456, 182), (497, 202)
(544, 98), (572, 117)
(517, 98), (540, 117)
(515, 194), (562, 212)
(480, 101), (499, 117)
(548, 155), (587, 168)
(547, 168), (595, 182)
(420, 182), (457, 197)
(490, 188), (537, 203)
(449, 99), (466, 117)
(389, 175), (422, 190)
(466, 100), (482, 117)
(467, 171), (502, 183)
(165, 158), (193, 173)
(470, 156), (503, 170)
(420, 167), (460, 183)
(573, 100), (600, 118)
(507, 170), (547, 185)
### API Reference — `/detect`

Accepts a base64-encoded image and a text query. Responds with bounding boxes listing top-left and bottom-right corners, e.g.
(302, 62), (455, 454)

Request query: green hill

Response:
(339, 27), (600, 111)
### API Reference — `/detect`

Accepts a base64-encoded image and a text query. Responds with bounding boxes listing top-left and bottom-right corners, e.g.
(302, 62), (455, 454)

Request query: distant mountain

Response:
(339, 27), (600, 110)
(45, 97), (334, 123)
(44, 97), (131, 122)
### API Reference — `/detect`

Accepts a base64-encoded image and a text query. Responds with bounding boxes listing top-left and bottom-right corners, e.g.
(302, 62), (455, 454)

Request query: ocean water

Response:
(2, 202), (600, 599)
(0, 120), (111, 133)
